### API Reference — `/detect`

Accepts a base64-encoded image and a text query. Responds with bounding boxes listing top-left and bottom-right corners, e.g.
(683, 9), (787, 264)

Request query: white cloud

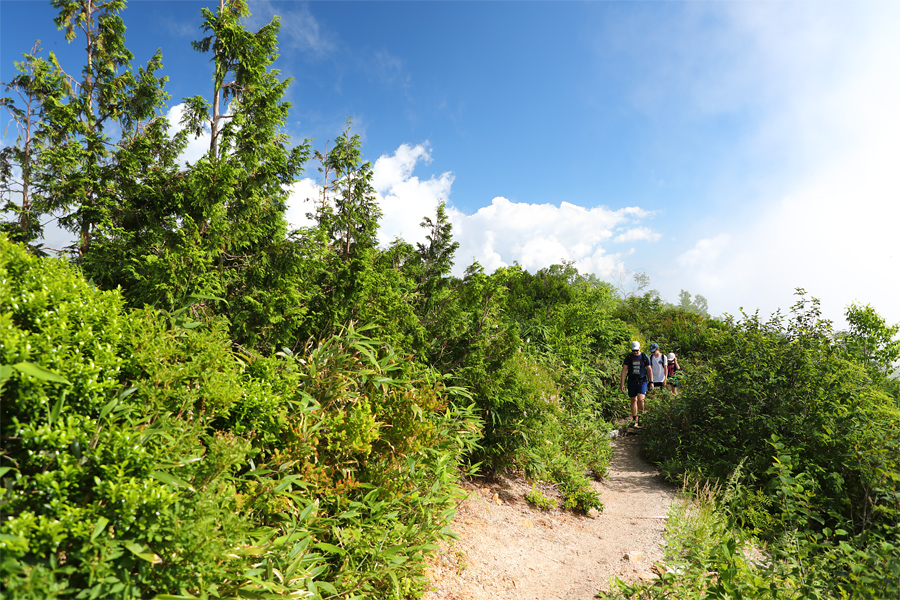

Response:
(676, 234), (728, 271)
(284, 143), (660, 279)
(449, 197), (655, 277)
(165, 104), (210, 166)
(284, 178), (320, 231)
(373, 144), (453, 246)
(613, 227), (661, 244)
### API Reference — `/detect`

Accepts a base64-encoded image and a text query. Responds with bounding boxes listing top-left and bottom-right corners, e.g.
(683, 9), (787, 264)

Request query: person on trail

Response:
(620, 341), (652, 426)
(666, 352), (681, 394)
(648, 343), (668, 391)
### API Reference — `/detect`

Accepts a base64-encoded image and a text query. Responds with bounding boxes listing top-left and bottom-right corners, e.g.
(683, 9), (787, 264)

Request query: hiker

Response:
(666, 352), (681, 394)
(648, 343), (668, 391)
(620, 341), (652, 426)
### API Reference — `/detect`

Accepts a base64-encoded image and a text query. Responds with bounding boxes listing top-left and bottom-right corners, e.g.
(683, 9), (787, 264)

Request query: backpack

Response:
(626, 353), (650, 380)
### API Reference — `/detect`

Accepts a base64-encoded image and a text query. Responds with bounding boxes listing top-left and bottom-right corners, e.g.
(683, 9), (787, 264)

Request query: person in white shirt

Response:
(648, 343), (668, 391)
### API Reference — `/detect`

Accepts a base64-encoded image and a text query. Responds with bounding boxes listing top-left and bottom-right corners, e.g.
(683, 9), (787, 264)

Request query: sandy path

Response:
(423, 430), (677, 600)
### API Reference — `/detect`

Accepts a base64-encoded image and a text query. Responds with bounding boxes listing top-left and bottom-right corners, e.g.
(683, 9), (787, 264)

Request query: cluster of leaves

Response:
(525, 486), (558, 511)
(624, 290), (900, 598)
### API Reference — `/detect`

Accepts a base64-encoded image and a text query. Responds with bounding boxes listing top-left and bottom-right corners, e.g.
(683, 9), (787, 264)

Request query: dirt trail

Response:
(423, 430), (677, 600)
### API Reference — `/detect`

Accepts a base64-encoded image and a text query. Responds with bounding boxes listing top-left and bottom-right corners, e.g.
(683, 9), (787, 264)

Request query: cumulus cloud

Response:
(374, 144), (454, 246)
(284, 142), (454, 245)
(449, 197), (655, 277)
(284, 143), (660, 279)
(165, 104), (210, 166)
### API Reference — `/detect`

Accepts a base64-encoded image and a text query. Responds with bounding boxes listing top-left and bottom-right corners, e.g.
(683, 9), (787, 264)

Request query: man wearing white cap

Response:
(620, 341), (652, 426)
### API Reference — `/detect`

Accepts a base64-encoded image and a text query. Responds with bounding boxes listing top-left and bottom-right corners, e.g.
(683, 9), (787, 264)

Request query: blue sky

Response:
(2, 0), (899, 330)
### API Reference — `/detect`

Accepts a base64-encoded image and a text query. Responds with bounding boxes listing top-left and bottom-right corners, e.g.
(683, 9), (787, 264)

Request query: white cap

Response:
(668, 352), (676, 360)
(630, 341), (641, 351)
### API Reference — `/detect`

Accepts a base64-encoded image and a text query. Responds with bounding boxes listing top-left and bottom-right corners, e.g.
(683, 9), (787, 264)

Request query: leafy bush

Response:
(0, 236), (277, 599)
(0, 236), (483, 599)
(644, 294), (900, 536)
(628, 291), (900, 600)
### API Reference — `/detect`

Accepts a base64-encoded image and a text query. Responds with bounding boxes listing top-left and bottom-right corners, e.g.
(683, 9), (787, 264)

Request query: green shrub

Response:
(525, 486), (558, 511)
(256, 325), (483, 598)
(0, 235), (486, 599)
(627, 292), (900, 600)
(0, 236), (275, 598)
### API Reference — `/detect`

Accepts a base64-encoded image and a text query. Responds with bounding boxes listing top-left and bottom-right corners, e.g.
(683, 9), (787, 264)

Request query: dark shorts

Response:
(650, 381), (665, 389)
(627, 379), (648, 398)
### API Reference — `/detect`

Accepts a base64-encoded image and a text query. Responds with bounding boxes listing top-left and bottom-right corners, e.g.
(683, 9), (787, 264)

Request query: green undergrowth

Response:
(608, 293), (900, 599)
(525, 486), (558, 511)
(602, 476), (900, 600)
(0, 237), (482, 599)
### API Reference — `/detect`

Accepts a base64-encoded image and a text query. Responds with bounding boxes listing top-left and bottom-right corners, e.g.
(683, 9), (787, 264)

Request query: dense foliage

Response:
(0, 2), (632, 597)
(3, 1), (897, 598)
(608, 291), (900, 599)
(0, 235), (484, 599)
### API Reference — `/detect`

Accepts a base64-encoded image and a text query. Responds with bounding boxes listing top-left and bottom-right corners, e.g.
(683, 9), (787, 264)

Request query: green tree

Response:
(74, 0), (313, 353)
(36, 0), (172, 259)
(312, 121), (382, 262)
(842, 302), (900, 380)
(417, 201), (458, 284)
(0, 44), (70, 250)
(678, 289), (710, 317)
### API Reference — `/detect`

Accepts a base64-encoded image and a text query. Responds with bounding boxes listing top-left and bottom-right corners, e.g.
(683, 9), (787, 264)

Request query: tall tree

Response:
(78, 0), (313, 352)
(312, 121), (382, 262)
(40, 0), (171, 259)
(0, 44), (68, 250)
(416, 201), (458, 282)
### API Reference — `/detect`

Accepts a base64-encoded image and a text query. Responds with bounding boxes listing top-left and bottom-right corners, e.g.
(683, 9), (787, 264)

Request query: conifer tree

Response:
(43, 0), (171, 259)
(313, 121), (382, 262)
(0, 45), (68, 251)
(417, 201), (458, 283)
(1, 1), (172, 260)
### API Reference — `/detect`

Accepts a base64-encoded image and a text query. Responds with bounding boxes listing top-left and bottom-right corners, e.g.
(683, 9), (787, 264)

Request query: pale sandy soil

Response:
(422, 429), (678, 600)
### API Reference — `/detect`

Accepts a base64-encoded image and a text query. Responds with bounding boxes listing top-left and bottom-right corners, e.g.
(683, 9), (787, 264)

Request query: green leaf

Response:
(315, 581), (337, 594)
(91, 517), (109, 541)
(313, 542), (345, 555)
(49, 390), (67, 426)
(124, 541), (160, 563)
(188, 294), (226, 303)
(99, 397), (119, 420)
(150, 470), (194, 491)
(0, 534), (26, 544)
(13, 362), (71, 384)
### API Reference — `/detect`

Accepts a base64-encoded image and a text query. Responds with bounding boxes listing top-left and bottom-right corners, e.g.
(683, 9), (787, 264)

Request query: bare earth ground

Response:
(422, 429), (678, 600)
